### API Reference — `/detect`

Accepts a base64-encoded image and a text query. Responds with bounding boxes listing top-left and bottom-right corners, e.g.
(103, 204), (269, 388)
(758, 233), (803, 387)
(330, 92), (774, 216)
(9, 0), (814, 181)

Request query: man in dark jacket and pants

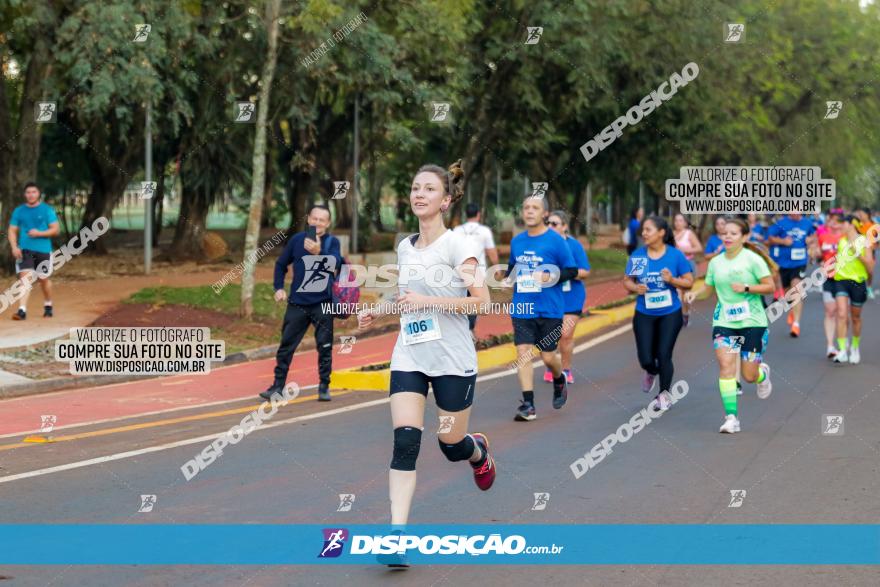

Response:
(260, 204), (341, 402)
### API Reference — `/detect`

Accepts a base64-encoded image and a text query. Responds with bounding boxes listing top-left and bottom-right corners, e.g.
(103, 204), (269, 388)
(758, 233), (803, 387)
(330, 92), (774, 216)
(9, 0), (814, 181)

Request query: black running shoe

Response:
(552, 377), (568, 409)
(12, 308), (25, 321)
(317, 383), (331, 402)
(259, 383), (284, 401)
(43, 305), (53, 318)
(514, 401), (536, 421)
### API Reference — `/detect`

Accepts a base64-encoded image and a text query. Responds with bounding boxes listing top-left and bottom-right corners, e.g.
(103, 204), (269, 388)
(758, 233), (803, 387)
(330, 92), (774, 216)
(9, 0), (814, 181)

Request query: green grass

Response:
(585, 247), (628, 272)
(127, 283), (286, 320)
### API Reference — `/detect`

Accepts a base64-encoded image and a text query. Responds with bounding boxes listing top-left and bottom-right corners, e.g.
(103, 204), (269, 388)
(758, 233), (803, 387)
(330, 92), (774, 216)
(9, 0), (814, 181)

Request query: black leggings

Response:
(632, 310), (683, 393)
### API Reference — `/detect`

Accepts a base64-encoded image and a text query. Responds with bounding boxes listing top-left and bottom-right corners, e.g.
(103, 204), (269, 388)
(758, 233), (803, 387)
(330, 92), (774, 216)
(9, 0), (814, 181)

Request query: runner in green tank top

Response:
(686, 218), (777, 434)
(832, 215), (874, 364)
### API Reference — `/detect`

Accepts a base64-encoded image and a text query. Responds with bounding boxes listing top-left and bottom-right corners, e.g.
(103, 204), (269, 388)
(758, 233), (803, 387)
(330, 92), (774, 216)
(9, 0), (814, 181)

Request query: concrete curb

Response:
(330, 303), (636, 391)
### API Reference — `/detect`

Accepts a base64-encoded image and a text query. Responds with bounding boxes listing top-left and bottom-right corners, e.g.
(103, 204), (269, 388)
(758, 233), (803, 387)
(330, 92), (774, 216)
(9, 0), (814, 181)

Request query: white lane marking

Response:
(0, 324), (631, 484)
(0, 399), (390, 485)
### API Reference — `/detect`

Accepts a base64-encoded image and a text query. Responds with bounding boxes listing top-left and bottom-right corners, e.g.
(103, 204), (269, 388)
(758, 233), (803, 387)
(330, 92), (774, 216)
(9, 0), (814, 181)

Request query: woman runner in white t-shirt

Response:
(357, 160), (495, 568)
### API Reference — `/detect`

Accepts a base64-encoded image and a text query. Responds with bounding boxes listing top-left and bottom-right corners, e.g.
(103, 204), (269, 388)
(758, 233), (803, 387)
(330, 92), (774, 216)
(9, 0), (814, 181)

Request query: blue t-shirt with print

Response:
(561, 236), (591, 313)
(10, 202), (58, 254)
(705, 234), (724, 256)
(767, 216), (815, 268)
(509, 228), (576, 319)
(626, 245), (693, 316)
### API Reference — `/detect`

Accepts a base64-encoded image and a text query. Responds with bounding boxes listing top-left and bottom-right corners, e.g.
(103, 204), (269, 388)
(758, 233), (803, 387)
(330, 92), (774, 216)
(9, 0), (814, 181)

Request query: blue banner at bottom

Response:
(1, 524), (878, 565)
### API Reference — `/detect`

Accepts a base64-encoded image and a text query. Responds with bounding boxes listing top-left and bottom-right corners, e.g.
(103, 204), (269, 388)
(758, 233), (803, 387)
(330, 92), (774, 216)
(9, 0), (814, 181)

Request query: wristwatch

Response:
(744, 285), (750, 293)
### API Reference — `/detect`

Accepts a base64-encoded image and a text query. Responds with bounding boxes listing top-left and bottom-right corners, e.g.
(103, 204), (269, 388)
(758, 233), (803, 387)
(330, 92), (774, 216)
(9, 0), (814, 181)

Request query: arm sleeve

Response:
(705, 260), (715, 286)
(767, 224), (781, 238)
(559, 266), (578, 281)
(47, 206), (59, 224)
(578, 244), (590, 271)
(451, 233), (480, 267)
(326, 236), (342, 270)
(753, 254), (772, 280)
(9, 207), (20, 227)
(274, 238), (295, 291)
(481, 226), (496, 250)
(625, 254), (633, 276)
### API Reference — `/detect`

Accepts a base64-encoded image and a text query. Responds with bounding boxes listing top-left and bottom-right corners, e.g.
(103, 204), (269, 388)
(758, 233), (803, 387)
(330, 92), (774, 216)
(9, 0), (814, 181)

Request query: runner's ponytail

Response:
(415, 159), (465, 209)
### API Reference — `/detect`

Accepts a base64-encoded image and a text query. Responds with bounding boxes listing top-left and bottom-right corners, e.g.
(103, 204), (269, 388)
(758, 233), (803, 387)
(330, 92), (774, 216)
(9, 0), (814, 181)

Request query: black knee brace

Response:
(390, 427), (422, 471)
(438, 435), (475, 462)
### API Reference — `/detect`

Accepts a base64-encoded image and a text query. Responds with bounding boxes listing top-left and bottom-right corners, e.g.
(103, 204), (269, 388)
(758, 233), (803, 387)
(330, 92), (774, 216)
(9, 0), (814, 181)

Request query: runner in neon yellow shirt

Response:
(832, 215), (874, 364)
(686, 218), (777, 434)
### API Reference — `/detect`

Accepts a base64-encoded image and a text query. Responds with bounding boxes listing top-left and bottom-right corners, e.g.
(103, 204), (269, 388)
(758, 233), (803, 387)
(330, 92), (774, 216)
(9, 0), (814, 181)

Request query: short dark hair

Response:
(310, 203), (331, 217)
(23, 182), (39, 192)
(465, 203), (480, 218)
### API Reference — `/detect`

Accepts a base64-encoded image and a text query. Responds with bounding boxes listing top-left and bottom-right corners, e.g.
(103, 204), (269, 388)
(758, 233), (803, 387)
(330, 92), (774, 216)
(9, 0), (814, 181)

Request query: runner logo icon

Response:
(824, 101), (843, 120)
(337, 494), (355, 512)
(728, 490), (746, 508)
(332, 181), (350, 199)
(40, 414), (57, 433)
(531, 493), (550, 511)
(822, 414), (844, 435)
(298, 255), (337, 292)
(525, 27), (543, 44)
(319, 528), (349, 558)
(725, 23), (744, 42)
(629, 257), (648, 276)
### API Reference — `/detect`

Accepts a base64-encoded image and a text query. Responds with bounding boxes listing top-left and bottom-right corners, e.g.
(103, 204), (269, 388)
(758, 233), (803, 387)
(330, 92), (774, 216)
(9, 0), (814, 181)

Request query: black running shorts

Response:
(511, 317), (563, 351)
(834, 279), (868, 307)
(389, 370), (477, 412)
(15, 249), (51, 277)
(779, 266), (806, 288)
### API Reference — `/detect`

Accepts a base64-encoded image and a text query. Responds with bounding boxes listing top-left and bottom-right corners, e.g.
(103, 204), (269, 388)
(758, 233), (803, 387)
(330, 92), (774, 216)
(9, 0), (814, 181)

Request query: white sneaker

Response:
(756, 363), (772, 399)
(849, 347), (860, 364)
(826, 345), (837, 359)
(650, 391), (672, 412)
(719, 414), (741, 434)
(834, 349), (849, 363)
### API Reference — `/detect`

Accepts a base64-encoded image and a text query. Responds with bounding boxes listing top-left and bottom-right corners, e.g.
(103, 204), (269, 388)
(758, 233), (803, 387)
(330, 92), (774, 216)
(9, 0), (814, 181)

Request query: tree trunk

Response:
(169, 183), (211, 260)
(240, 0), (281, 318)
(260, 150), (274, 228)
(152, 158), (167, 247)
(0, 34), (52, 274)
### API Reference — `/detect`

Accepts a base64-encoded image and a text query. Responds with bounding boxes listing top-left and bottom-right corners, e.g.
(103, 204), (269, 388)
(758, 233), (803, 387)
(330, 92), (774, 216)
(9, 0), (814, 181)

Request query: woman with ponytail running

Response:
(624, 216), (694, 411)
(686, 218), (776, 434)
(357, 160), (495, 568)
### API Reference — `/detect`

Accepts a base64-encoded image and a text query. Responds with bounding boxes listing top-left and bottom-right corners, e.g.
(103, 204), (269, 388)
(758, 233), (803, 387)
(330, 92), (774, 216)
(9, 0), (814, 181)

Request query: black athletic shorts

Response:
(834, 279), (868, 307)
(822, 278), (837, 302)
(15, 249), (51, 277)
(389, 370), (477, 412)
(779, 266), (806, 288)
(511, 317), (563, 351)
(712, 326), (769, 362)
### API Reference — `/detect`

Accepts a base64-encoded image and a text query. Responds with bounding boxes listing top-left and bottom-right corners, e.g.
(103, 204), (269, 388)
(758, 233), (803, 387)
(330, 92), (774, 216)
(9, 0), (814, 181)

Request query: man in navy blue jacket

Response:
(260, 204), (341, 402)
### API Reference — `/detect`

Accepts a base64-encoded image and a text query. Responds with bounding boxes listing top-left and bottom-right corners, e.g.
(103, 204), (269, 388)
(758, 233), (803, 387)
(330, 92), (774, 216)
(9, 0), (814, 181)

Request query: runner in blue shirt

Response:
(545, 210), (591, 384)
(505, 194), (578, 421)
(704, 216), (727, 261)
(7, 182), (59, 320)
(624, 216), (694, 411)
(767, 213), (816, 337)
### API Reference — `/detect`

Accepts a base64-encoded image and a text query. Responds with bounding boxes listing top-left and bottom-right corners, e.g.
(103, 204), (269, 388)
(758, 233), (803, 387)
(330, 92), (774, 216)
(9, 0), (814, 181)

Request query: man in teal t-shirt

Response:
(7, 182), (59, 320)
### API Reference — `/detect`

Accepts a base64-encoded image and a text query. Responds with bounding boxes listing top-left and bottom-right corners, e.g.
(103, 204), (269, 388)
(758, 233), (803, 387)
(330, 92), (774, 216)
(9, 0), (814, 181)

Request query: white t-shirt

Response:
(390, 230), (480, 377)
(453, 221), (495, 268)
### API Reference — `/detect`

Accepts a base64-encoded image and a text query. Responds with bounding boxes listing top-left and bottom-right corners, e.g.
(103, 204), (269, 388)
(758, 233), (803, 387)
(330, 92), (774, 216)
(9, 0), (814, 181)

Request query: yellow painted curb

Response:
(330, 368), (390, 391)
(23, 435), (54, 443)
(330, 302), (637, 391)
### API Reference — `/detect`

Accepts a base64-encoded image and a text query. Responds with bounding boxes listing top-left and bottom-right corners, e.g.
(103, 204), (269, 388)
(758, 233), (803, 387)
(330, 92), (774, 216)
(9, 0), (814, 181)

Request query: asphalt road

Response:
(1, 292), (879, 586)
